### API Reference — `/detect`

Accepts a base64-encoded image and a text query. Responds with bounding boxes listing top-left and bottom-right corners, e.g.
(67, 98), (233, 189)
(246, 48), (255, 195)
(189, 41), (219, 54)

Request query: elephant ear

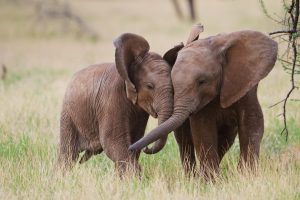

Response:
(186, 23), (204, 45)
(211, 31), (278, 108)
(163, 24), (203, 66)
(163, 42), (184, 66)
(114, 33), (150, 104)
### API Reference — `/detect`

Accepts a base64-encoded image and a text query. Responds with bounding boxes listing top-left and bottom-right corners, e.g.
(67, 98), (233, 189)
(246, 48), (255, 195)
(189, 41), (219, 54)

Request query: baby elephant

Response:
(57, 33), (174, 175)
(129, 26), (278, 178)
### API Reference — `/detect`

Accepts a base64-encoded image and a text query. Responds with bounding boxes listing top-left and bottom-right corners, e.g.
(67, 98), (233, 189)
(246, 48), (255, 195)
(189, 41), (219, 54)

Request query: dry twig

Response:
(262, 0), (299, 139)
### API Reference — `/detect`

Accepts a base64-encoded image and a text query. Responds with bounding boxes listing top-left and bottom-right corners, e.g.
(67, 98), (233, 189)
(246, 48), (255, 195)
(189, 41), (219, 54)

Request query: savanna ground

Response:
(0, 0), (299, 199)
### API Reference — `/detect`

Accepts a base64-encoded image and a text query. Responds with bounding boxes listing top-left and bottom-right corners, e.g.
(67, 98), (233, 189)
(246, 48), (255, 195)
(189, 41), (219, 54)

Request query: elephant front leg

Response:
(190, 115), (219, 180)
(103, 134), (141, 177)
(174, 119), (196, 176)
(236, 87), (264, 170)
(103, 112), (148, 177)
(114, 152), (141, 177)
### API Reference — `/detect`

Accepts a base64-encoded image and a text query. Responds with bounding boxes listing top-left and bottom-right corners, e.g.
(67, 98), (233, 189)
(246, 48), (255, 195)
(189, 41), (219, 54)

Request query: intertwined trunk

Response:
(130, 101), (191, 153)
(143, 86), (174, 154)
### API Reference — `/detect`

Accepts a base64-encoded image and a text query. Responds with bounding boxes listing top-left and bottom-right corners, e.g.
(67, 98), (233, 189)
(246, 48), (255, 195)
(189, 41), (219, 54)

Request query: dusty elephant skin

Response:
(57, 33), (174, 175)
(129, 28), (278, 178)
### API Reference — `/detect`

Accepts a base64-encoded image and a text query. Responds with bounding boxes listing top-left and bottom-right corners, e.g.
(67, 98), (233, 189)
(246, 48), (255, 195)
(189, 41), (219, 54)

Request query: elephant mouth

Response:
(152, 113), (158, 118)
(191, 108), (199, 115)
(189, 98), (212, 116)
(149, 106), (158, 118)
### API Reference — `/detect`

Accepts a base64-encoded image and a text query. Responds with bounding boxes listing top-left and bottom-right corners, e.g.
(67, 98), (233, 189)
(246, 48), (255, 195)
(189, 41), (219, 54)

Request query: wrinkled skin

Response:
(57, 33), (174, 175)
(129, 30), (278, 178)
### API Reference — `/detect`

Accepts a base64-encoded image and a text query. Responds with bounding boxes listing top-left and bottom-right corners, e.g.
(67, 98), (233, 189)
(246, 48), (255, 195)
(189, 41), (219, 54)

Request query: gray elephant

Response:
(129, 25), (278, 178)
(57, 33), (174, 175)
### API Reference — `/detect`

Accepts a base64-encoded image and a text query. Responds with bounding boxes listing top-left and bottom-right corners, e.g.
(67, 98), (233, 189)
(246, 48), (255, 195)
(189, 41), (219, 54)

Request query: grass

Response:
(0, 0), (299, 199)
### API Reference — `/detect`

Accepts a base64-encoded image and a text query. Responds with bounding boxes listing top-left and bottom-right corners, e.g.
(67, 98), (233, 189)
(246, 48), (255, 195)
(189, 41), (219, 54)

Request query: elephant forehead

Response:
(142, 53), (170, 71)
(141, 60), (171, 76)
(174, 48), (219, 73)
(137, 56), (171, 83)
(178, 47), (213, 61)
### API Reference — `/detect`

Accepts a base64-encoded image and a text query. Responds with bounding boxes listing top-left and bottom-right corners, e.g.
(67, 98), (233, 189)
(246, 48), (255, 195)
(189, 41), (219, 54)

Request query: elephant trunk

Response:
(129, 103), (191, 153)
(143, 86), (174, 154)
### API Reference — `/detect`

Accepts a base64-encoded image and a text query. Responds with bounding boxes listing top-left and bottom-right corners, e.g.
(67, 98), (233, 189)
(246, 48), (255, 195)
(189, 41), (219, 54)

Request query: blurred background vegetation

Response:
(0, 0), (299, 199)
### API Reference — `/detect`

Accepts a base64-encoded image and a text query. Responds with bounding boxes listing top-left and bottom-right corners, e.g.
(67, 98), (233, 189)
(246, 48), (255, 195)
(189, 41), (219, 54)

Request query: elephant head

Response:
(129, 28), (278, 152)
(114, 33), (179, 153)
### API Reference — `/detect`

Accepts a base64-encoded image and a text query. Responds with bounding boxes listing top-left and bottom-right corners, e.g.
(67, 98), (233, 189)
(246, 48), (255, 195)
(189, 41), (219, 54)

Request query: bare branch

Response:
(269, 99), (285, 108)
(281, 32), (298, 139)
(264, 0), (300, 139)
(259, 0), (282, 23)
(269, 29), (299, 35)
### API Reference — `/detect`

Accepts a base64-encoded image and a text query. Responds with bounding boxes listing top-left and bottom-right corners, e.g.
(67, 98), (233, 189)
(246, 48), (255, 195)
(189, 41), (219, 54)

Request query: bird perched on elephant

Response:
(57, 33), (175, 175)
(129, 25), (278, 178)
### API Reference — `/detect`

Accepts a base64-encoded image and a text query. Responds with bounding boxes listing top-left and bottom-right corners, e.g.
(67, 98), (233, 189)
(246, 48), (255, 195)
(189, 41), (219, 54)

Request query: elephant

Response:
(129, 25), (278, 178)
(1, 64), (7, 80)
(57, 33), (175, 175)
(171, 0), (196, 21)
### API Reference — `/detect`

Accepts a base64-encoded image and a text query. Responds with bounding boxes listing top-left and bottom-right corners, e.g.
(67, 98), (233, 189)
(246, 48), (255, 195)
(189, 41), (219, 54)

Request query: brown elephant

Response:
(57, 33), (174, 175)
(129, 26), (278, 178)
(171, 0), (196, 21)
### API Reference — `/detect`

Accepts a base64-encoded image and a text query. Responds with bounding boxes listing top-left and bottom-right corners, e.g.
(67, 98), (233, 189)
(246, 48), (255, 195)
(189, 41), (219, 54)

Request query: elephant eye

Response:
(198, 80), (206, 86)
(145, 82), (154, 90)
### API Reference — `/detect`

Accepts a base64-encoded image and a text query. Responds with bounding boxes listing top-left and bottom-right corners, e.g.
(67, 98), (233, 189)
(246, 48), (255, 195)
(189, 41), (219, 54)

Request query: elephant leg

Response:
(171, 0), (183, 19)
(236, 86), (264, 169)
(188, 0), (196, 21)
(217, 125), (238, 164)
(102, 112), (147, 177)
(102, 130), (141, 176)
(79, 149), (103, 164)
(190, 115), (219, 180)
(103, 134), (141, 176)
(104, 140), (141, 176)
(57, 112), (79, 170)
(174, 119), (196, 176)
(115, 114), (148, 176)
(112, 147), (141, 176)
(114, 153), (141, 177)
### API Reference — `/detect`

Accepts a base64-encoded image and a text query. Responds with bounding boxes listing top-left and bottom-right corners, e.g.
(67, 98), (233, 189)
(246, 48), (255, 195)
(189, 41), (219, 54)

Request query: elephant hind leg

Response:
(57, 112), (80, 170)
(79, 149), (103, 164)
(217, 125), (238, 163)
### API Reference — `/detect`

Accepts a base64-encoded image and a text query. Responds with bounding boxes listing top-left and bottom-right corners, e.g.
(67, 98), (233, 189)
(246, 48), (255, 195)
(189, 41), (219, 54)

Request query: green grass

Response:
(0, 0), (299, 199)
